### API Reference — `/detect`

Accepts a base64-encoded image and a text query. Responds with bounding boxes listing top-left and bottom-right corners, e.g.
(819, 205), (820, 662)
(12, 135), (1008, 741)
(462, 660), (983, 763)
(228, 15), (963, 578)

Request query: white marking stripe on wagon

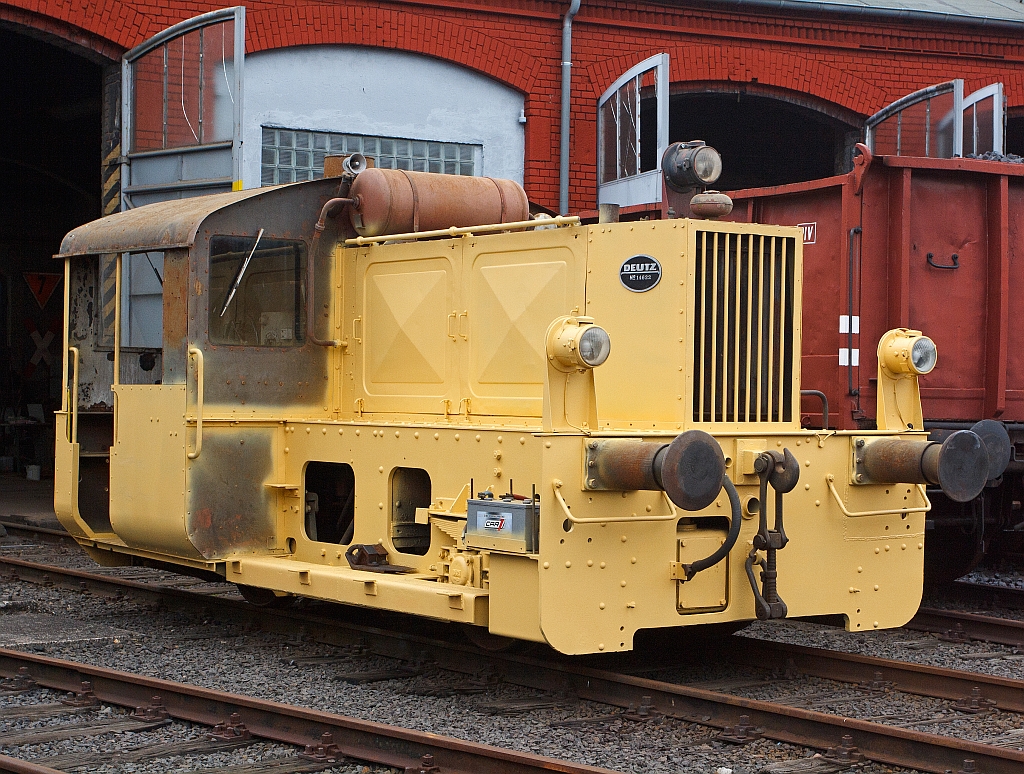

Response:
(839, 348), (860, 367)
(839, 315), (860, 334)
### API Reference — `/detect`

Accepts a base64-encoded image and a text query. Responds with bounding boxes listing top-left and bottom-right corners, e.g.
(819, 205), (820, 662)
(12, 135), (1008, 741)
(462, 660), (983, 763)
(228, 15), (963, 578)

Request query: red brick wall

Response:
(6, 0), (1024, 211)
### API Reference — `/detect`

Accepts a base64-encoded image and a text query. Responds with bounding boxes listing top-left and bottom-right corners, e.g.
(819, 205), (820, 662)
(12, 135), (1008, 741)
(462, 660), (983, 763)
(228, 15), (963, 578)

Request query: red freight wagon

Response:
(727, 145), (1024, 435)
(725, 146), (1024, 580)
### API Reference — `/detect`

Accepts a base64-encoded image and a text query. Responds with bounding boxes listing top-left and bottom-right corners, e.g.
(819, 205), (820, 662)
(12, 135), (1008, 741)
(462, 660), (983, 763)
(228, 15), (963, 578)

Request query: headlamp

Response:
(880, 329), (937, 376)
(662, 141), (723, 191)
(547, 317), (611, 372)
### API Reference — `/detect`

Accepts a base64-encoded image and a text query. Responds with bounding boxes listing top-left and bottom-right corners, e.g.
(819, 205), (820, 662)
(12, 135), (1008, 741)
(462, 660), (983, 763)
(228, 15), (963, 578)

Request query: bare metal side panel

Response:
(191, 181), (336, 414)
(186, 427), (276, 559)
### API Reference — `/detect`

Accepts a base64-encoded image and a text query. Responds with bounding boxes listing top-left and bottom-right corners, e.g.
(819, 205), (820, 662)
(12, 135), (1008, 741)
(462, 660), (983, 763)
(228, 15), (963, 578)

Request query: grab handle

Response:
(826, 474), (930, 517)
(551, 479), (678, 524)
(67, 347), (79, 443)
(187, 346), (204, 460)
(926, 252), (959, 270)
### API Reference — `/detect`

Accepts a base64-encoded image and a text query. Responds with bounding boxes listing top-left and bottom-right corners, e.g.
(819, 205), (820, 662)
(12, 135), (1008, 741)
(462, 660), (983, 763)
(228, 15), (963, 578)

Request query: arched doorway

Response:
(599, 57), (864, 209)
(665, 85), (862, 190)
(0, 26), (104, 471)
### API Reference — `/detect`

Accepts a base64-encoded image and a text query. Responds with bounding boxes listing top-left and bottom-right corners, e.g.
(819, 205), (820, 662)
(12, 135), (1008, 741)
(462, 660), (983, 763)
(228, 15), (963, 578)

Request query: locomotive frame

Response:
(54, 171), (985, 654)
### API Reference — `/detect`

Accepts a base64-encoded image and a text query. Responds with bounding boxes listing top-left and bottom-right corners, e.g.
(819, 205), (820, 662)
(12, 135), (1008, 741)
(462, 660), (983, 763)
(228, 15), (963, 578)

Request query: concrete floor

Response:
(0, 473), (60, 528)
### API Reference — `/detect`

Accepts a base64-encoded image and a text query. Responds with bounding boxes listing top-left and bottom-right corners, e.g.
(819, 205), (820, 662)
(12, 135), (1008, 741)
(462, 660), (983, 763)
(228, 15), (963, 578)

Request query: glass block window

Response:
(261, 127), (479, 185)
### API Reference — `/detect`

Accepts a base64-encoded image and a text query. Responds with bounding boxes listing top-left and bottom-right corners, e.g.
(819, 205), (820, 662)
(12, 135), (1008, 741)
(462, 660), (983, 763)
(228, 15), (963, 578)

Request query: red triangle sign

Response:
(23, 272), (63, 310)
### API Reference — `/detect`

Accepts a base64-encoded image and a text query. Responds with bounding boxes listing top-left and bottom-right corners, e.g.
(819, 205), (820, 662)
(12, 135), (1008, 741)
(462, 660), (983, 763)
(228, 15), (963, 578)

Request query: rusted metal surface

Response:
(161, 249), (190, 386)
(186, 429), (275, 559)
(0, 649), (614, 774)
(584, 439), (662, 491)
(191, 182), (334, 411)
(58, 187), (275, 257)
(658, 430), (727, 511)
(908, 608), (1024, 647)
(348, 168), (529, 237)
(0, 755), (66, 774)
(858, 431), (989, 502)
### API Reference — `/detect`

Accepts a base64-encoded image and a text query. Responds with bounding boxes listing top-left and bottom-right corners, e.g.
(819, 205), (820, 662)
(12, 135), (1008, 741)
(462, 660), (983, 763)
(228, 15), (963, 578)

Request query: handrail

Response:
(551, 479), (678, 524)
(306, 197), (354, 347)
(345, 216), (581, 246)
(826, 474), (931, 518)
(187, 346), (204, 460)
(68, 347), (79, 444)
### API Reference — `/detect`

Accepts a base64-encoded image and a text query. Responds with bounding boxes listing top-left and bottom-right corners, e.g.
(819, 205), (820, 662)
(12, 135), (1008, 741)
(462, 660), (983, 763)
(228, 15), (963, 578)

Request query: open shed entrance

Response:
(0, 26), (103, 475)
(665, 89), (861, 190)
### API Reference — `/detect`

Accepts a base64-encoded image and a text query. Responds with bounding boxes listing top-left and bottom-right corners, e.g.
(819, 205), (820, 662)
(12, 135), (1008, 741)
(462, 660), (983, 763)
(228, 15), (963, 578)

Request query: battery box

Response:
(465, 495), (539, 554)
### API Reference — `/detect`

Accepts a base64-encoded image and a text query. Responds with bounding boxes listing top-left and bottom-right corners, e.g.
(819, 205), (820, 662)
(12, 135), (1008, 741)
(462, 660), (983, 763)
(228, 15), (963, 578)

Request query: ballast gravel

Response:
(0, 534), (998, 773)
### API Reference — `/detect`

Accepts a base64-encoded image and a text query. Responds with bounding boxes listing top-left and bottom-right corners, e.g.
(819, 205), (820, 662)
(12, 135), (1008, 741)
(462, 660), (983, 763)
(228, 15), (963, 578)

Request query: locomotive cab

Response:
(55, 170), (990, 655)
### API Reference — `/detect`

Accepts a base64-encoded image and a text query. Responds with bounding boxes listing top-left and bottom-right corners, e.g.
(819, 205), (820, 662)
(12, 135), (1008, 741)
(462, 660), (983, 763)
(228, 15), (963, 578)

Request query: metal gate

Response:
(121, 7), (245, 209)
(597, 53), (669, 208)
(865, 79), (1004, 159)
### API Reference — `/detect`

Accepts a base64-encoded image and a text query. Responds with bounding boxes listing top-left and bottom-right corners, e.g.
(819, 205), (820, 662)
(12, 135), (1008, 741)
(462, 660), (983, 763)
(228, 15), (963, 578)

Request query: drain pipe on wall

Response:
(559, 0), (581, 215)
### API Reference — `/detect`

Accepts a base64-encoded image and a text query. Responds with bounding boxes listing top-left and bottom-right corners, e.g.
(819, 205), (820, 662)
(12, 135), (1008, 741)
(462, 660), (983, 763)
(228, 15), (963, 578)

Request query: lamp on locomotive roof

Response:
(662, 141), (733, 219)
(662, 141), (723, 190)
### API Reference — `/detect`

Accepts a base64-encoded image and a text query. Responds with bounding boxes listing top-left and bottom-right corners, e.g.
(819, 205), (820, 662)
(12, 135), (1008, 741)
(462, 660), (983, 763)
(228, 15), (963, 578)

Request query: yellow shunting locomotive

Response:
(55, 159), (992, 655)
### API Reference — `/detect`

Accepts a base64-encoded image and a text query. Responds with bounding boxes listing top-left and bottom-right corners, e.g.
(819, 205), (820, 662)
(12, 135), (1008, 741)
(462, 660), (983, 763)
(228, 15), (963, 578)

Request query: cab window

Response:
(208, 235), (306, 347)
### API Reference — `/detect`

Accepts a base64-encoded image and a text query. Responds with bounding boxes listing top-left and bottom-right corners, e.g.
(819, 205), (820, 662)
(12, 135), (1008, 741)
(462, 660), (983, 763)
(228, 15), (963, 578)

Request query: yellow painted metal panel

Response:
(462, 227), (587, 416)
(109, 385), (197, 558)
(586, 221), (687, 431)
(488, 554), (544, 642)
(353, 243), (459, 414)
(228, 555), (489, 625)
(53, 422), (91, 540)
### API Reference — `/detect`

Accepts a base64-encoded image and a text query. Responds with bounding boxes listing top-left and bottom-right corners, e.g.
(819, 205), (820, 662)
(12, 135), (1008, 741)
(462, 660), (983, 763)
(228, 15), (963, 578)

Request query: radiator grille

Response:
(693, 231), (797, 424)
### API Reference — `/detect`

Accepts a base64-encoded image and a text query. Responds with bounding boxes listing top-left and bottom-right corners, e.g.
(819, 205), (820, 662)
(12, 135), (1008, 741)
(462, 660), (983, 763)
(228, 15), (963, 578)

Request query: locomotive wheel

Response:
(236, 584), (296, 609)
(922, 490), (987, 586)
(923, 529), (985, 586)
(463, 625), (519, 653)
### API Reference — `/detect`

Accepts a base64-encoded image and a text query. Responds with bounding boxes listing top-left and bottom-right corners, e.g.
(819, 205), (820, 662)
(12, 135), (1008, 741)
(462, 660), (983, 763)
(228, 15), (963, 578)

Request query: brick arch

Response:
(588, 46), (889, 118)
(0, 3), (126, 62)
(2, 1), (543, 95)
(247, 5), (542, 96)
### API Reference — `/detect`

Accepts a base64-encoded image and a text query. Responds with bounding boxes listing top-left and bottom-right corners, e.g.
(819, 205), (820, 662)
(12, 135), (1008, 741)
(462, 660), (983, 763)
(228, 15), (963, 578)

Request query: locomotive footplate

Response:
(745, 449), (800, 620)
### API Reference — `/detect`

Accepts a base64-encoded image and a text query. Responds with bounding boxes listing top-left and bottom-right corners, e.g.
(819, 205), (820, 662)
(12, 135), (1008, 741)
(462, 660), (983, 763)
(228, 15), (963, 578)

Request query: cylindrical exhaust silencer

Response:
(347, 168), (530, 237)
(860, 430), (989, 503)
(590, 430), (726, 511)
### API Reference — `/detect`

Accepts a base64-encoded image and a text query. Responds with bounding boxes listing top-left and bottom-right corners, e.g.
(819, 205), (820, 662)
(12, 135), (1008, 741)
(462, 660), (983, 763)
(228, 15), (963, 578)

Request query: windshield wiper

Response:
(219, 228), (265, 317)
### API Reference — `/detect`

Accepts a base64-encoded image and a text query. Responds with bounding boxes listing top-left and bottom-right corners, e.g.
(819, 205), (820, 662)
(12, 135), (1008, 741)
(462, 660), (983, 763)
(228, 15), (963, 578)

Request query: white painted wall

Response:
(241, 45), (525, 188)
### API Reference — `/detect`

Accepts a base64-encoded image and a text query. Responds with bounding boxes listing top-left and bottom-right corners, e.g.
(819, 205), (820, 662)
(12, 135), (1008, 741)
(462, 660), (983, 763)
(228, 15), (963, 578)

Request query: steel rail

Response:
(946, 580), (1024, 611)
(0, 649), (613, 774)
(0, 522), (70, 541)
(3, 554), (1023, 772)
(908, 607), (1024, 647)
(723, 638), (1024, 712)
(0, 755), (64, 774)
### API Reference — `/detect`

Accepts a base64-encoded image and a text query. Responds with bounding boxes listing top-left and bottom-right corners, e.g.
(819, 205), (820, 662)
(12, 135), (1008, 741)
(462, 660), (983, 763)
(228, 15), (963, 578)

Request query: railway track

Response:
(0, 648), (611, 774)
(3, 533), (1024, 773)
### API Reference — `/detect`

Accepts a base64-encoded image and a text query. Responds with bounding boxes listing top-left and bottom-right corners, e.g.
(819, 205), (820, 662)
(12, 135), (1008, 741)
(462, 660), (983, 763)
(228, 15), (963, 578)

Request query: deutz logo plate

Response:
(619, 255), (662, 292)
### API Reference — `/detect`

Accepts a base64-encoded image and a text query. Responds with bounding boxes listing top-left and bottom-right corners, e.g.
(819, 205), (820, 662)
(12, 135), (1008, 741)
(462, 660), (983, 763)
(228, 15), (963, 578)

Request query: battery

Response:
(465, 495), (539, 554)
